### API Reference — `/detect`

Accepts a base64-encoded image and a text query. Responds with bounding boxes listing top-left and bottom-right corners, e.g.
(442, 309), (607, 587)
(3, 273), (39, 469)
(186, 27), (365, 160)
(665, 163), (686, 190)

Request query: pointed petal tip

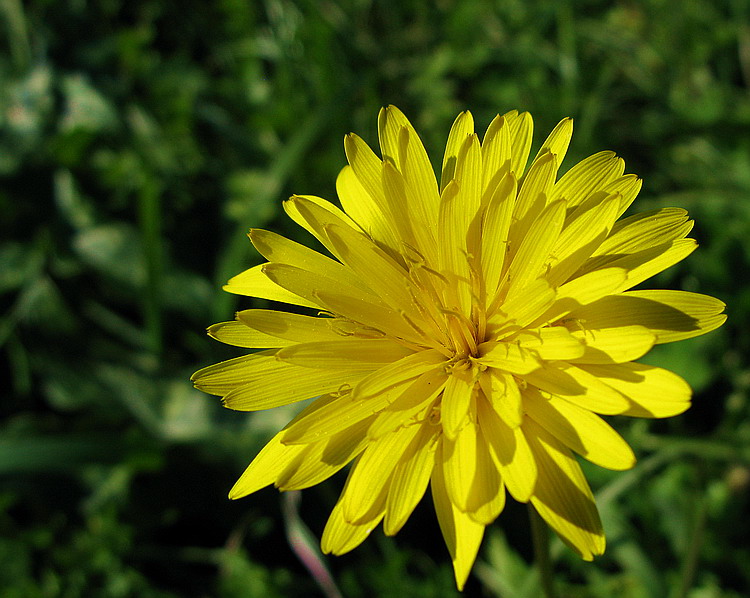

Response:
(228, 476), (255, 500)
(455, 573), (469, 592)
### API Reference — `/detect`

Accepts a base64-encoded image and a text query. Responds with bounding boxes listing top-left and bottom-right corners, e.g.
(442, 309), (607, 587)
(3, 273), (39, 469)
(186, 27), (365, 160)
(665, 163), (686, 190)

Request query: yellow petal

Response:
(207, 320), (293, 348)
(229, 431), (305, 498)
(353, 349), (446, 400)
(545, 194), (620, 287)
(480, 368), (523, 428)
(368, 368), (447, 439)
(549, 150), (624, 208)
(558, 267), (628, 303)
(489, 278), (557, 337)
(221, 365), (370, 411)
(223, 264), (320, 309)
(453, 133), (483, 227)
(505, 199), (566, 298)
(344, 132), (393, 232)
(441, 368), (477, 440)
(342, 424), (424, 523)
(384, 424), (438, 535)
(566, 290), (726, 344)
(592, 207), (693, 258)
(283, 194), (361, 260)
(504, 110), (533, 177)
(191, 350), (278, 395)
(459, 136), (488, 279)
(249, 228), (363, 290)
(321, 494), (384, 555)
(431, 453), (485, 591)
(480, 172), (516, 297)
(441, 418), (480, 511)
(531, 267), (627, 327)
(381, 159), (423, 253)
(236, 309), (345, 344)
(336, 164), (400, 251)
(477, 396), (537, 502)
(567, 324), (656, 364)
(276, 417), (372, 490)
(581, 362), (692, 418)
(437, 178), (473, 316)
(442, 420), (505, 525)
(324, 222), (418, 314)
(467, 431), (506, 526)
(514, 326), (586, 361)
(276, 339), (414, 369)
(260, 260), (380, 309)
(378, 106), (440, 239)
(262, 263), (412, 340)
(531, 117), (573, 169)
(586, 238), (698, 293)
(312, 287), (424, 344)
(480, 114), (512, 189)
(524, 388), (636, 470)
(512, 151), (556, 227)
(525, 418), (605, 560)
(524, 362), (631, 415)
(477, 341), (541, 375)
(608, 174), (643, 217)
(441, 111), (475, 191)
(377, 104), (409, 164)
(281, 380), (408, 445)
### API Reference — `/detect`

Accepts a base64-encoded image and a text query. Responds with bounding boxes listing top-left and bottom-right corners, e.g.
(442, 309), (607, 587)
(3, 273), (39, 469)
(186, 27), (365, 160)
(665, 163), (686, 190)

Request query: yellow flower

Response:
(193, 106), (726, 590)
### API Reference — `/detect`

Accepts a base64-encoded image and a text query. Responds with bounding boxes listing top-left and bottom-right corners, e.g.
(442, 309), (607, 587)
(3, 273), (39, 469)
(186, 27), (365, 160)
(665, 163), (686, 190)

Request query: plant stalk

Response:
(529, 505), (559, 598)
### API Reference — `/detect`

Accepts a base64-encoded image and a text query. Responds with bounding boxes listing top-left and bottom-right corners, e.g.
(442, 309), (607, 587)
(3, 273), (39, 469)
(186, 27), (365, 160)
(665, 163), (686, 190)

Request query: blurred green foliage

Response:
(1, 0), (749, 596)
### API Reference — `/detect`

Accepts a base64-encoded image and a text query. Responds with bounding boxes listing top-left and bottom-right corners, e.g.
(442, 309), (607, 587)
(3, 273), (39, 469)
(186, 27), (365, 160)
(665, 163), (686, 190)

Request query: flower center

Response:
(395, 247), (493, 361)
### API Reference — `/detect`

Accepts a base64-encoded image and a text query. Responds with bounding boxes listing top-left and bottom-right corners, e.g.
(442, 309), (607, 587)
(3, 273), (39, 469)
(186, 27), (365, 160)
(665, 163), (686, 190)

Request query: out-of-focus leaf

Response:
(225, 170), (279, 225)
(160, 269), (213, 318)
(54, 169), (96, 230)
(161, 381), (212, 441)
(0, 243), (43, 294)
(59, 74), (118, 134)
(0, 65), (53, 174)
(475, 529), (535, 598)
(73, 223), (145, 286)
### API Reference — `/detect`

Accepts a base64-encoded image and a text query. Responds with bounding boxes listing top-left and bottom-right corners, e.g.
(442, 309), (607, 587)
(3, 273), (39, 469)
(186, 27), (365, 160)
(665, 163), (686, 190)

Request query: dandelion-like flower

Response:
(193, 106), (726, 589)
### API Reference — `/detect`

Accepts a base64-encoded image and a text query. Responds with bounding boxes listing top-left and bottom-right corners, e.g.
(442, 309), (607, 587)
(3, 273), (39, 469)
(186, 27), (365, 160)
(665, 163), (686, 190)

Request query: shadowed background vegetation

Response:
(1, 0), (748, 596)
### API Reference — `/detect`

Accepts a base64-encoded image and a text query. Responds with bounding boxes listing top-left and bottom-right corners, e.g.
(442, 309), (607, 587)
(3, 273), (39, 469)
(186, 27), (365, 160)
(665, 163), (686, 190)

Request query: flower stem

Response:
(676, 492), (708, 598)
(529, 505), (559, 598)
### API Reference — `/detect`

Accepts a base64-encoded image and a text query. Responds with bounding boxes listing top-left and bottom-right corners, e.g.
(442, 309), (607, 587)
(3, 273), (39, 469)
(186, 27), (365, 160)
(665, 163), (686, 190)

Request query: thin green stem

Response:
(555, 0), (578, 116)
(529, 505), (559, 598)
(0, 0), (31, 70)
(137, 180), (164, 357)
(675, 493), (708, 598)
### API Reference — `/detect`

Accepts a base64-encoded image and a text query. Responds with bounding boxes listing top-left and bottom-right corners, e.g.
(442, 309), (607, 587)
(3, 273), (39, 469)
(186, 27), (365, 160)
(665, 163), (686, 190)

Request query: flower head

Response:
(193, 106), (726, 589)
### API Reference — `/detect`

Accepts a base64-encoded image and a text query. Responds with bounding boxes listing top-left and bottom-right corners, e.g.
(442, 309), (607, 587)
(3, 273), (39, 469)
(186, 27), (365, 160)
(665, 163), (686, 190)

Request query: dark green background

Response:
(1, 1), (747, 596)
